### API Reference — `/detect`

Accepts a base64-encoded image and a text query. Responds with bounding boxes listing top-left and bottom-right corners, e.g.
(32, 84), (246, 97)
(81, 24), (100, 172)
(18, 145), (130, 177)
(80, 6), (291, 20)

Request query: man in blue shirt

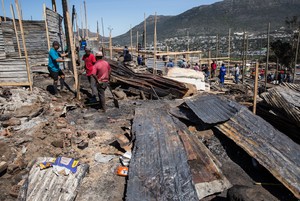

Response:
(48, 41), (68, 97)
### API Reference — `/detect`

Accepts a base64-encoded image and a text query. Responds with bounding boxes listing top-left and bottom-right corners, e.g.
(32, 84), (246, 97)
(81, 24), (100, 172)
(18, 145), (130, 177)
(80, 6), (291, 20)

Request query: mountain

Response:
(113, 0), (300, 45)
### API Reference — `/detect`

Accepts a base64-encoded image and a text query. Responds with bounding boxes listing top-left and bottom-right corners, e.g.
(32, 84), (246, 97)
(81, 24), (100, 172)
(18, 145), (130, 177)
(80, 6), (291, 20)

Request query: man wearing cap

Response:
(48, 41), (68, 97)
(92, 52), (111, 112)
(81, 47), (97, 103)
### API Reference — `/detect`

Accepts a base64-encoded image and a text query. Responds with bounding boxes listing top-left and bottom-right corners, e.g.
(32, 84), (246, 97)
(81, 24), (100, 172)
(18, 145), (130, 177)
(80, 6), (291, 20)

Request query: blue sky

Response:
(1, 0), (221, 37)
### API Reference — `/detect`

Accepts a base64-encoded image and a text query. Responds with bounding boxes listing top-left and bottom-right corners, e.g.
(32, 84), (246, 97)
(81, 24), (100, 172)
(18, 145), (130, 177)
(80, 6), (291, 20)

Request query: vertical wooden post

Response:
(228, 28), (231, 74)
(208, 50), (211, 76)
(216, 34), (219, 58)
(144, 13), (146, 50)
(265, 23), (270, 90)
(136, 31), (139, 52)
(242, 31), (246, 84)
(52, 0), (57, 12)
(80, 4), (84, 38)
(76, 13), (80, 41)
(293, 29), (300, 83)
(43, 4), (51, 51)
(62, 0), (79, 99)
(153, 12), (157, 75)
(10, 4), (21, 58)
(1, 0), (6, 21)
(253, 61), (259, 114)
(97, 20), (100, 47)
(15, 0), (32, 91)
(101, 17), (105, 48)
(84, 0), (88, 39)
(108, 27), (113, 59)
(130, 24), (133, 54)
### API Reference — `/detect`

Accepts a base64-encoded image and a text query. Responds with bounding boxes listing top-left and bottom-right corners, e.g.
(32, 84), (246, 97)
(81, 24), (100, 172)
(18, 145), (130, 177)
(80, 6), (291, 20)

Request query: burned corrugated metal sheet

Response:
(216, 107), (300, 199)
(260, 84), (300, 127)
(0, 58), (30, 83)
(127, 104), (198, 201)
(0, 28), (6, 59)
(185, 95), (242, 124)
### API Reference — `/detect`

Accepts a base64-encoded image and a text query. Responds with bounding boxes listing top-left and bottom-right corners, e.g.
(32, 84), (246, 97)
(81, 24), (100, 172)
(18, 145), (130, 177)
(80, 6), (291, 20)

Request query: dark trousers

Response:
(87, 76), (98, 97)
(97, 82), (108, 111)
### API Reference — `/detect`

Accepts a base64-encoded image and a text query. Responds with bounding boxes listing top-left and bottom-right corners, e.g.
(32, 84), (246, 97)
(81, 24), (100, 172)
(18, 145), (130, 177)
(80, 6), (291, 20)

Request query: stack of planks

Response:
(0, 28), (6, 59)
(108, 59), (189, 99)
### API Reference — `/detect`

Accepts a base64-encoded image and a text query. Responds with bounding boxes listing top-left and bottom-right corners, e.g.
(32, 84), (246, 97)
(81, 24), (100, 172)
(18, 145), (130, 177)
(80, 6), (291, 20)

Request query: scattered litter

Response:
(94, 153), (115, 163)
(116, 166), (128, 177)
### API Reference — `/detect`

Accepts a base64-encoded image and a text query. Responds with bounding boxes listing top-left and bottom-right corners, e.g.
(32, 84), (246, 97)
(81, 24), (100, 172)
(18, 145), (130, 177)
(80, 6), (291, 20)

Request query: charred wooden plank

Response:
(108, 60), (188, 99)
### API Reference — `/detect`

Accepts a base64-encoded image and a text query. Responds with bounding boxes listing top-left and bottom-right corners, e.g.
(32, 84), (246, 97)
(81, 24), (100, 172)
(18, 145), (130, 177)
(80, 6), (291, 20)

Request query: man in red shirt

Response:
(92, 51), (111, 112)
(82, 48), (97, 102)
(211, 60), (217, 78)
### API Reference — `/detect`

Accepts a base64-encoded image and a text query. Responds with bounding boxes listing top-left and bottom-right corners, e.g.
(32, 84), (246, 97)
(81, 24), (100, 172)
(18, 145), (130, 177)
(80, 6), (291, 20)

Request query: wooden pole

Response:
(242, 31), (246, 84)
(136, 31), (139, 52)
(108, 27), (113, 59)
(216, 34), (219, 58)
(51, 0), (57, 12)
(253, 61), (259, 114)
(15, 0), (32, 91)
(97, 20), (100, 46)
(293, 29), (300, 83)
(153, 12), (157, 75)
(62, 0), (79, 99)
(1, 0), (6, 21)
(76, 13), (80, 41)
(80, 4), (84, 38)
(10, 4), (21, 58)
(43, 4), (51, 51)
(84, 0), (88, 39)
(101, 17), (105, 48)
(130, 24), (133, 54)
(144, 13), (147, 50)
(228, 28), (231, 74)
(265, 23), (270, 90)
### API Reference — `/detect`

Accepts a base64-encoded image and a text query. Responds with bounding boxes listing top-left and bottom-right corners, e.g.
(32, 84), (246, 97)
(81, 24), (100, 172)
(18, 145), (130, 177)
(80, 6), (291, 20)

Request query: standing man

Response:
(92, 52), (111, 112)
(48, 41), (68, 97)
(219, 63), (226, 87)
(211, 60), (217, 78)
(82, 47), (97, 103)
(234, 64), (240, 84)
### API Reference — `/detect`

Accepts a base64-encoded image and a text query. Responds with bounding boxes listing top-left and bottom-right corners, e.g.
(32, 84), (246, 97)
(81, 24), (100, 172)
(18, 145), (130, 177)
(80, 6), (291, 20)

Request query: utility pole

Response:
(144, 13), (147, 50)
(108, 27), (113, 59)
(136, 31), (139, 52)
(52, 0), (57, 12)
(265, 23), (270, 91)
(84, 0), (88, 39)
(62, 0), (79, 98)
(294, 28), (300, 83)
(228, 28), (231, 74)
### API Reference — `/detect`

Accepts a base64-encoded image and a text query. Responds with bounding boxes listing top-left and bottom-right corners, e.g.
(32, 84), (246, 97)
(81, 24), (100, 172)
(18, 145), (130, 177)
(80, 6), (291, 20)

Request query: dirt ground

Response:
(0, 72), (298, 201)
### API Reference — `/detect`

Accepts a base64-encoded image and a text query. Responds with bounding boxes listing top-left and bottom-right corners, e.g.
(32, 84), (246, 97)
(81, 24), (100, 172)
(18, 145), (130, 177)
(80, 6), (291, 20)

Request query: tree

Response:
(270, 40), (294, 68)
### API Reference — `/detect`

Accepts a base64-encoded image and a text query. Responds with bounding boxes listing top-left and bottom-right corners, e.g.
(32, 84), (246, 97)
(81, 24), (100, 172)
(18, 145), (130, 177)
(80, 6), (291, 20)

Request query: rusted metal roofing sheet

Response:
(127, 104), (198, 201)
(185, 95), (241, 124)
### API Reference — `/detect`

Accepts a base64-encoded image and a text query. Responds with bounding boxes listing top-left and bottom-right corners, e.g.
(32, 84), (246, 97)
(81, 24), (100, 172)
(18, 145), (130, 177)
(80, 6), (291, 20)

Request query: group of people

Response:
(48, 41), (111, 112)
